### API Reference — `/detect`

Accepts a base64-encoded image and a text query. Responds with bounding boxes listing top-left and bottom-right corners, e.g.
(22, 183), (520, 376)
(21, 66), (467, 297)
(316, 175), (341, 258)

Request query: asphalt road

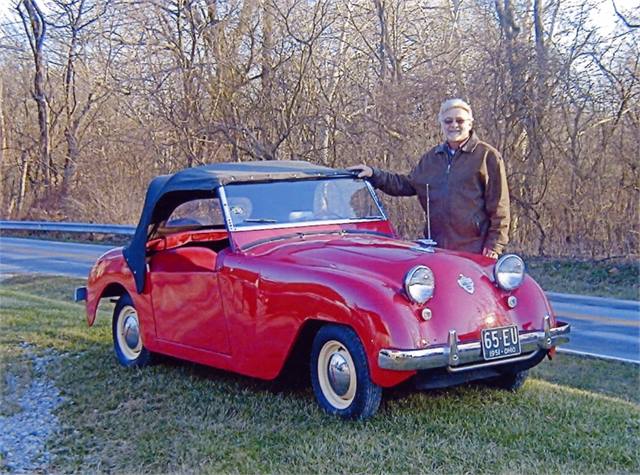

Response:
(547, 292), (639, 363)
(1, 236), (638, 363)
(0, 237), (113, 277)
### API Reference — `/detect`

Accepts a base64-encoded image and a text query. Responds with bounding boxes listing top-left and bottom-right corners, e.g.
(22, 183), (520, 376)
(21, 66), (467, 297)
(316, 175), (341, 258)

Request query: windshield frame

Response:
(218, 178), (387, 232)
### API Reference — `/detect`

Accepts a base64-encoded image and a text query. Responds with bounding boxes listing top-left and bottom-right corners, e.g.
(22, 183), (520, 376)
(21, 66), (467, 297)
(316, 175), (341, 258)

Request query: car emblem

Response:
(457, 274), (474, 294)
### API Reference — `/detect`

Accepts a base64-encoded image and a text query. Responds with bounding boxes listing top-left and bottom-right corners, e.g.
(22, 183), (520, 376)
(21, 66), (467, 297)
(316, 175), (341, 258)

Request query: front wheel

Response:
(112, 294), (152, 367)
(310, 325), (382, 420)
(490, 370), (529, 391)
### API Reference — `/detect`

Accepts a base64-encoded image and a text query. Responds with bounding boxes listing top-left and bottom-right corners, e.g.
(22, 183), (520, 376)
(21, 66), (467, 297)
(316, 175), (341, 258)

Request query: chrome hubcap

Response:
(317, 340), (357, 409)
(117, 305), (142, 360)
(123, 315), (140, 350)
(328, 352), (351, 396)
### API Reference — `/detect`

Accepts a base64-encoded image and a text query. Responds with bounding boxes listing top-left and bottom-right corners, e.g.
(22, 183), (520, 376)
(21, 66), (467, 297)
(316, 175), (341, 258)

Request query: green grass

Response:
(530, 353), (640, 404)
(526, 256), (639, 300)
(1, 276), (639, 474)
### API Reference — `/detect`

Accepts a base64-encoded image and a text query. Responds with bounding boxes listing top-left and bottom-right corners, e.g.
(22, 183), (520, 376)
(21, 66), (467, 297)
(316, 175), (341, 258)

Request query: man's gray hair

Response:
(438, 98), (473, 121)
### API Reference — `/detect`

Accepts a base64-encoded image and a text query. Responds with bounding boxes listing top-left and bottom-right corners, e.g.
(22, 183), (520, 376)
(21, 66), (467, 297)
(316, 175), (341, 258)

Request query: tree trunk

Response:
(18, 0), (51, 188)
(16, 151), (30, 217)
(0, 77), (6, 215)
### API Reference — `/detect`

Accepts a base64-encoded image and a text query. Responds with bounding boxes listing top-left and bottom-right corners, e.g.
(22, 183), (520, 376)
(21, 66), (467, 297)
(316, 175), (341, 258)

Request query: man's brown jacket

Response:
(370, 132), (510, 254)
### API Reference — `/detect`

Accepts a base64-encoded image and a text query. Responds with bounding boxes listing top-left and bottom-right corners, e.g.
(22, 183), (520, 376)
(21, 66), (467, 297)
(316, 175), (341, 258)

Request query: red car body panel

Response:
(86, 220), (557, 388)
(148, 248), (230, 355)
(85, 248), (140, 327)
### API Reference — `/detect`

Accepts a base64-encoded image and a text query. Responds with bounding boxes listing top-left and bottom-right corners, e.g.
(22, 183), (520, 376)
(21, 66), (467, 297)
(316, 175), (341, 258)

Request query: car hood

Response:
(244, 232), (550, 344)
(246, 232), (496, 294)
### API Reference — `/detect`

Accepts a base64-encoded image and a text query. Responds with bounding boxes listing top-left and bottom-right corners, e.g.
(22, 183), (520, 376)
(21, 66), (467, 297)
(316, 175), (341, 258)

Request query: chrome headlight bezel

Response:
(404, 265), (435, 304)
(494, 254), (525, 291)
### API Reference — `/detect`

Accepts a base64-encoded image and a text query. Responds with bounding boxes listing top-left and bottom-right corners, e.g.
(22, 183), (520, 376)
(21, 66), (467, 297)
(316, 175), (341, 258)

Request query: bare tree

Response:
(1, 0), (637, 256)
(17, 0), (51, 192)
(49, 0), (111, 205)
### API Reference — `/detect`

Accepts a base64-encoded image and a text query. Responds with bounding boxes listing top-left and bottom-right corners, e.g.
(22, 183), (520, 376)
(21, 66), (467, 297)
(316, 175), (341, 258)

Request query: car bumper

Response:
(378, 315), (570, 372)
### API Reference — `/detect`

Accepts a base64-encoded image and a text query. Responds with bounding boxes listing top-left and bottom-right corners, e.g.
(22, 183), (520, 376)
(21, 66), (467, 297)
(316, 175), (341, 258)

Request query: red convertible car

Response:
(76, 160), (570, 419)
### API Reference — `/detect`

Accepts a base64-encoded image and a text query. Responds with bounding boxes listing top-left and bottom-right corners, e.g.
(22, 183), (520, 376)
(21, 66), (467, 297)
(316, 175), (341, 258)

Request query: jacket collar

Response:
(436, 131), (480, 154)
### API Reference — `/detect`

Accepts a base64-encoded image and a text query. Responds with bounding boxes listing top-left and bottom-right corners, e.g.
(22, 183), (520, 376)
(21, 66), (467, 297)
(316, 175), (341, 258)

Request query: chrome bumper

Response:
(379, 315), (571, 372)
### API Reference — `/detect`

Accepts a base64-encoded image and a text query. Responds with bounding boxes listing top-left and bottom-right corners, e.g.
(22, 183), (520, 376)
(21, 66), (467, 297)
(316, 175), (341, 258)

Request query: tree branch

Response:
(612, 0), (639, 28)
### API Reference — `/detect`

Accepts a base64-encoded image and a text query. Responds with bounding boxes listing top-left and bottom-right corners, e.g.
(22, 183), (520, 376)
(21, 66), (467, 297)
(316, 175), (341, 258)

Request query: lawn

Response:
(1, 275), (638, 474)
(526, 256), (639, 300)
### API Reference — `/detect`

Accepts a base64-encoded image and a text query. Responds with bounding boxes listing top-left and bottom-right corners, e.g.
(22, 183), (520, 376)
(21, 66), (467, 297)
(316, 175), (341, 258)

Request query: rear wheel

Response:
(491, 370), (529, 391)
(310, 325), (382, 420)
(112, 294), (152, 367)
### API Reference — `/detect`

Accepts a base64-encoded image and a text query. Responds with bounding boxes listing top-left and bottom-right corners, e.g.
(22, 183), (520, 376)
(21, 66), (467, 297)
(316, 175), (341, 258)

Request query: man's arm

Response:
(348, 165), (416, 197)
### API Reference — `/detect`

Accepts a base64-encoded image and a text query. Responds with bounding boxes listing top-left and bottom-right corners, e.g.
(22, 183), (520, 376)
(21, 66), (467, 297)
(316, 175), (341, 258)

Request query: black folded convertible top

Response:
(123, 160), (353, 292)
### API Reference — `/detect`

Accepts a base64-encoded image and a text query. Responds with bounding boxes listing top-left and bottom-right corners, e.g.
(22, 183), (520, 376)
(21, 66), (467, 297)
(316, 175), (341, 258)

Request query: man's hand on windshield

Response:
(347, 165), (373, 178)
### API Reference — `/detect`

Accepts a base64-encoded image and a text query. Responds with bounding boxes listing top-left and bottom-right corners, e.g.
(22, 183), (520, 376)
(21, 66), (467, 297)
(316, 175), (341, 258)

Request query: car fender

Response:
(85, 249), (155, 346)
(219, 255), (419, 387)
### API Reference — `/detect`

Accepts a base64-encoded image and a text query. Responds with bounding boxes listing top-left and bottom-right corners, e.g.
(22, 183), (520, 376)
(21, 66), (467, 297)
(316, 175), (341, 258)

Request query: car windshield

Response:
(223, 178), (385, 229)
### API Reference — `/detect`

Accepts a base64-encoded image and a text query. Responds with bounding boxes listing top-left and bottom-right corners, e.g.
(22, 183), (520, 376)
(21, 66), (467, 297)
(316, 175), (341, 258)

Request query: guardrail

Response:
(0, 220), (135, 235)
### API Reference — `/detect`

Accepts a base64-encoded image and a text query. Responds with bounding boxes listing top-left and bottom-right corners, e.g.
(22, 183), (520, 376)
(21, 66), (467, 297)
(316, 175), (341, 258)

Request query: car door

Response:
(148, 198), (231, 355)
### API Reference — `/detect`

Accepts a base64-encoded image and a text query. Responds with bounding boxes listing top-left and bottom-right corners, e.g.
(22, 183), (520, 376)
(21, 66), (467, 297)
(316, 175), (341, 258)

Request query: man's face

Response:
(440, 107), (473, 144)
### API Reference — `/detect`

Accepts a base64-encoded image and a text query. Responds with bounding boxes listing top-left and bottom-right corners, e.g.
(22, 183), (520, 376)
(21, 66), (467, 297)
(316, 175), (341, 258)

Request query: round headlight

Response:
(404, 266), (435, 304)
(494, 254), (525, 291)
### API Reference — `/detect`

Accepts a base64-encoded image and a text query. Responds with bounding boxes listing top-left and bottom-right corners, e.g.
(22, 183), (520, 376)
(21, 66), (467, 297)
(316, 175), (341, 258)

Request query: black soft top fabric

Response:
(123, 160), (353, 292)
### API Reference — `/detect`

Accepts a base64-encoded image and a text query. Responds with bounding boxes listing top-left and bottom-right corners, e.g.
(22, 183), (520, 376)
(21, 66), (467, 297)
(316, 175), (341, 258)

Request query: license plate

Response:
(481, 325), (521, 360)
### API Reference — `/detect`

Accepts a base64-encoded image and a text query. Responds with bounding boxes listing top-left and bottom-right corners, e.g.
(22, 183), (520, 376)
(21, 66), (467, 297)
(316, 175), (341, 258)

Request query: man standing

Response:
(350, 98), (510, 258)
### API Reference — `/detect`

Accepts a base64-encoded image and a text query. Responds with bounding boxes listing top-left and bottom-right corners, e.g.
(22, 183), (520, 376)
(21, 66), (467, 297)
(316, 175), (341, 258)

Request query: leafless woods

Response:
(1, 0), (638, 257)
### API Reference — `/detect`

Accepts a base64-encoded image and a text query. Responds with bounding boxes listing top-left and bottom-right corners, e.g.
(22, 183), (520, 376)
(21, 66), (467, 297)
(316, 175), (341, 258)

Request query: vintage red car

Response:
(76, 160), (570, 419)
